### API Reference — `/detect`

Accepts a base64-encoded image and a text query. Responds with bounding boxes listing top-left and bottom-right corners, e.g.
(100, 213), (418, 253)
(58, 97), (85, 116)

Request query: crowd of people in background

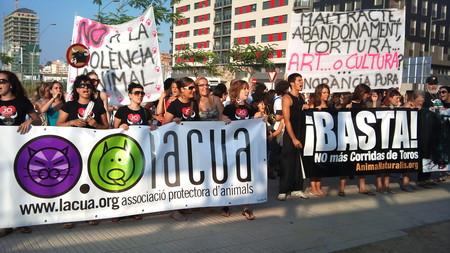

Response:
(1, 69), (450, 237)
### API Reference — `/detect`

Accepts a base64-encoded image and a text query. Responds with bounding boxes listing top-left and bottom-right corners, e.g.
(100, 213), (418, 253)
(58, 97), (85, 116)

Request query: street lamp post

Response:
(31, 23), (56, 84)
(97, 0), (120, 23)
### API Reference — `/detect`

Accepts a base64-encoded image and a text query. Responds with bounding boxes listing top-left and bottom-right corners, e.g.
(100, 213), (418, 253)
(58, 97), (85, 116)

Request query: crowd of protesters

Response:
(1, 69), (449, 237)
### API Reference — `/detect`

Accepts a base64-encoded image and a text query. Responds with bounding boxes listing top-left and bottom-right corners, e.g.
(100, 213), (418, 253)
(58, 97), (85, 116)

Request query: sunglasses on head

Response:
(0, 79), (9, 84)
(183, 86), (195, 91)
(132, 91), (145, 96)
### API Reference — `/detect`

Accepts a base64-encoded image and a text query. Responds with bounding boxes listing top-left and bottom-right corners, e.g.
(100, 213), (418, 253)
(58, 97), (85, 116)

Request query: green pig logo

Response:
(99, 140), (134, 186)
(89, 134), (144, 192)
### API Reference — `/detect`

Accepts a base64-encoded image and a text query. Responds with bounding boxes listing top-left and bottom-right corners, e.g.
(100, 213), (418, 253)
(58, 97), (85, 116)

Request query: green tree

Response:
(92, 0), (182, 25)
(227, 44), (277, 80)
(0, 52), (14, 66)
(173, 48), (220, 77)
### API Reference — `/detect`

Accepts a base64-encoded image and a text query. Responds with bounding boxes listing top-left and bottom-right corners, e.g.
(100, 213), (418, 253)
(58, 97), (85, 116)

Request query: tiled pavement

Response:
(1, 177), (450, 253)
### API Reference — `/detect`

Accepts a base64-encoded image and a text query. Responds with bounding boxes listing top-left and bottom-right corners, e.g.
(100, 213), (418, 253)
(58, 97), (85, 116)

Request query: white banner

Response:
(286, 9), (405, 93)
(0, 120), (267, 228)
(68, 7), (163, 105)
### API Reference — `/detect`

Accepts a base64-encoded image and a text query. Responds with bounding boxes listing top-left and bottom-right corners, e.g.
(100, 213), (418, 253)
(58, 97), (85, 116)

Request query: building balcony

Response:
(293, 0), (312, 9)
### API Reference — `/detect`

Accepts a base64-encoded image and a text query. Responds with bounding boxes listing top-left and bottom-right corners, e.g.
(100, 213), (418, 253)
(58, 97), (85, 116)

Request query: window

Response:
(419, 44), (425, 56)
(235, 4), (257, 15)
(440, 26), (446, 40)
(410, 20), (416, 36)
(431, 45), (435, 53)
(420, 22), (426, 37)
(442, 5), (447, 19)
(262, 15), (288, 26)
(261, 32), (287, 42)
(234, 36), (255, 45)
(177, 18), (190, 26)
(176, 5), (190, 13)
(333, 4), (340, 11)
(268, 50), (286, 59)
(175, 31), (189, 38)
(223, 8), (232, 20)
(175, 44), (189, 51)
(194, 0), (210, 9)
(194, 28), (210, 36)
(194, 14), (210, 22)
(214, 39), (221, 50)
(263, 0), (288, 10)
(432, 3), (438, 18)
(354, 0), (361, 10)
(412, 0), (418, 14)
(409, 42), (415, 56)
(432, 24), (436, 38)
(234, 20), (256, 30)
(223, 22), (231, 34)
(345, 1), (353, 11)
(193, 41), (210, 49)
(325, 5), (332, 11)
(422, 1), (428, 16)
(294, 0), (311, 8)
(374, 0), (382, 6)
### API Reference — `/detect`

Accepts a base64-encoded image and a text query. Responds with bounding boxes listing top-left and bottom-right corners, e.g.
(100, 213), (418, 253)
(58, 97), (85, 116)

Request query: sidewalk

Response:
(1, 177), (450, 253)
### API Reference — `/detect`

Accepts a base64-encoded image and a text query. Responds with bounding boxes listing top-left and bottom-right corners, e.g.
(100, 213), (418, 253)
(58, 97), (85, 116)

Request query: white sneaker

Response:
(291, 191), (309, 199)
(277, 193), (287, 201)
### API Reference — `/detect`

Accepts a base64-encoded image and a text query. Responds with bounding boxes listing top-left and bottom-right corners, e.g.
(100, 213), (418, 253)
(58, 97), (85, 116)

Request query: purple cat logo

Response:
(14, 136), (82, 198)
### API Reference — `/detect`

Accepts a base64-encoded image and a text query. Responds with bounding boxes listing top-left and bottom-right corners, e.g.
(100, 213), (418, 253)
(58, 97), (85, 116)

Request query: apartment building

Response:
(172, 0), (450, 83)
(3, 8), (40, 77)
(172, 0), (308, 80)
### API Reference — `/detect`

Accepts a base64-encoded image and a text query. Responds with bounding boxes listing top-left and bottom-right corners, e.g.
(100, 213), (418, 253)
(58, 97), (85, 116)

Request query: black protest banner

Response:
(302, 108), (420, 177)
(286, 10), (405, 93)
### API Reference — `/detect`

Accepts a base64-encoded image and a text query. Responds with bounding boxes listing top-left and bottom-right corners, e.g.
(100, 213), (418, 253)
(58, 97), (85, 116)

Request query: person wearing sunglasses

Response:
(57, 74), (108, 129)
(439, 86), (450, 109)
(0, 70), (41, 133)
(163, 77), (199, 124)
(114, 83), (153, 130)
(195, 76), (229, 122)
(0, 70), (42, 236)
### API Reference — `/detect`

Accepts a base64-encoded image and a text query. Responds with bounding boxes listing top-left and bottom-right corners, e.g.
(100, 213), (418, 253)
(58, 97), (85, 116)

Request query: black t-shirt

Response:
(0, 96), (35, 126)
(61, 100), (106, 128)
(223, 103), (255, 121)
(114, 106), (151, 126)
(166, 99), (199, 121)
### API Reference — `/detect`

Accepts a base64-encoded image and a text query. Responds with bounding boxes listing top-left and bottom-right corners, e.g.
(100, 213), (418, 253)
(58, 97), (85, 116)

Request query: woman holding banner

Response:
(344, 83), (376, 196)
(309, 83), (331, 197)
(57, 75), (108, 129)
(277, 73), (309, 201)
(223, 79), (256, 220)
(376, 88), (402, 194)
(56, 74), (108, 227)
(0, 70), (42, 235)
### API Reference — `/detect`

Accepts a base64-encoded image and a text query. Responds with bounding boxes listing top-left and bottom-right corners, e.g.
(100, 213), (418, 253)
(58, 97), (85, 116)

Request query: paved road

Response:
(1, 177), (450, 253)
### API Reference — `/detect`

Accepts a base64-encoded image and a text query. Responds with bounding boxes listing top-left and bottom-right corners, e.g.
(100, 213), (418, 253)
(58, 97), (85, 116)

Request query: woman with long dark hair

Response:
(57, 75), (108, 129)
(0, 70), (42, 235)
(309, 83), (330, 197)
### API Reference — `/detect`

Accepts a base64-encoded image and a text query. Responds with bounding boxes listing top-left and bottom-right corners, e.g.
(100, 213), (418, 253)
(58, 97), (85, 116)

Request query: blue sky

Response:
(0, 0), (171, 64)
